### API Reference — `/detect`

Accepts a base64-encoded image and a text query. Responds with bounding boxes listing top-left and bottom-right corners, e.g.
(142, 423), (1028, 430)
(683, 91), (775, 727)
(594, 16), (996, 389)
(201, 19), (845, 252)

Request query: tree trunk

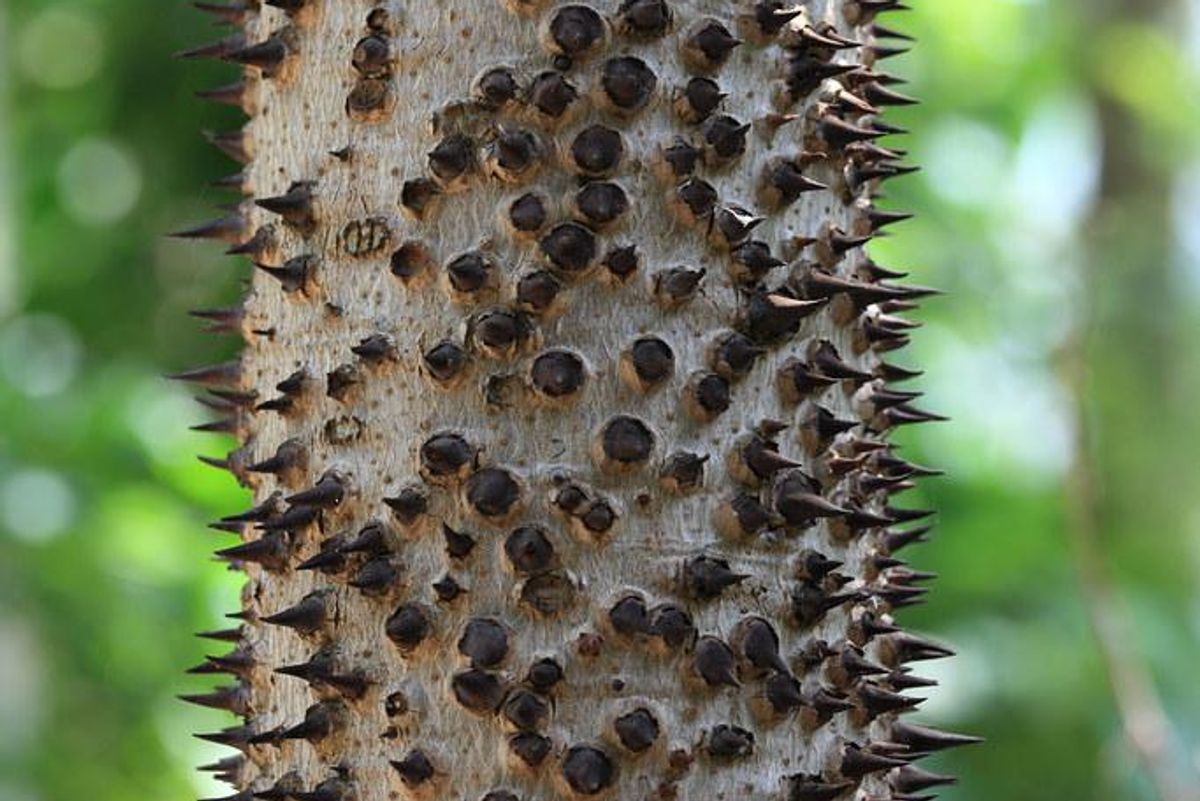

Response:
(177, 2), (976, 800)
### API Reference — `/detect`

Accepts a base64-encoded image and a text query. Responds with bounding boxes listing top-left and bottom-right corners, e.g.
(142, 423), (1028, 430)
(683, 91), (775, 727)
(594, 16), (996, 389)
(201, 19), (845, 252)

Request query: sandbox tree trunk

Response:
(176, 2), (976, 801)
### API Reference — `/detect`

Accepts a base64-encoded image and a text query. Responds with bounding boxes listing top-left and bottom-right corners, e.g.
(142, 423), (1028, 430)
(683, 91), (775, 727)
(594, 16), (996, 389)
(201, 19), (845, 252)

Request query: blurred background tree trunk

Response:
(1065, 0), (1198, 799)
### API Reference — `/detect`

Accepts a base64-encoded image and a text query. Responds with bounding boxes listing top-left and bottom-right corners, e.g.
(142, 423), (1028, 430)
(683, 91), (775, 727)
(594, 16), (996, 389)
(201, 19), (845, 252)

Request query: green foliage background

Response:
(1, 1), (1198, 800)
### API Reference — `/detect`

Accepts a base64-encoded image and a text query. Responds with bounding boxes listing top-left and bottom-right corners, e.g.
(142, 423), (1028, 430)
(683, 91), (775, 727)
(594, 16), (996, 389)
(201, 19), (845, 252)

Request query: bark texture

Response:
(178, 2), (976, 801)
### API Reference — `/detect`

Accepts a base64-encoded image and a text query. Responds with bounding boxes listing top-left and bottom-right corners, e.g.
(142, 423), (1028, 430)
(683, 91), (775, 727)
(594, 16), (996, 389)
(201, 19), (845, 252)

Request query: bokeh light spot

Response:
(17, 6), (105, 90)
(1006, 94), (1100, 240)
(57, 138), (142, 226)
(923, 116), (1009, 207)
(0, 313), (82, 398)
(918, 325), (1073, 481)
(0, 468), (76, 544)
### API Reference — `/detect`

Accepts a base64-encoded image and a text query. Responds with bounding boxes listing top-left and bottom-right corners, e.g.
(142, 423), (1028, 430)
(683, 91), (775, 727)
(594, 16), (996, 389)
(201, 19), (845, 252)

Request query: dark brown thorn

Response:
(286, 474), (345, 508)
(883, 524), (933, 552)
(648, 604), (696, 649)
(883, 632), (955, 664)
(261, 591), (328, 634)
(889, 721), (984, 752)
(868, 44), (911, 61)
(333, 530), (377, 558)
(561, 745), (615, 794)
(189, 307), (244, 335)
(178, 685), (251, 716)
(613, 707), (660, 753)
(348, 556), (400, 597)
(210, 171), (247, 193)
(819, 116), (885, 149)
(806, 686), (854, 718)
(197, 755), (243, 781)
(254, 255), (312, 293)
(764, 673), (804, 713)
(351, 334), (397, 364)
(874, 583), (929, 607)
(391, 749), (437, 787)
(888, 668), (938, 690)
(775, 480), (850, 527)
(787, 774), (853, 801)
(856, 682), (923, 717)
(876, 360), (923, 382)
(741, 291), (827, 344)
(767, 161), (826, 206)
(685, 21), (741, 70)
(383, 488), (429, 526)
(887, 281), (943, 299)
(738, 617), (788, 674)
(838, 644), (887, 678)
(858, 611), (901, 639)
(861, 81), (919, 107)
(871, 23), (915, 41)
(171, 215), (246, 243)
(226, 225), (275, 257)
(175, 33), (245, 61)
(254, 397), (292, 414)
(246, 440), (305, 476)
(800, 269), (903, 306)
(683, 555), (747, 600)
(609, 594), (650, 636)
(811, 340), (873, 381)
(840, 743), (908, 778)
(828, 229), (874, 255)
(226, 33), (289, 75)
(694, 636), (739, 687)
(753, 3), (803, 37)
(868, 208), (915, 230)
(196, 80), (249, 109)
(705, 724), (755, 759)
(786, 57), (857, 99)
(259, 503), (320, 532)
(167, 361), (240, 388)
(296, 543), (345, 573)
(795, 25), (859, 50)
(220, 493), (282, 525)
(791, 582), (861, 627)
(276, 701), (344, 744)
(215, 533), (289, 570)
(892, 765), (957, 794)
(255, 182), (314, 231)
(204, 129), (249, 164)
(191, 417), (239, 435)
(194, 724), (257, 752)
(200, 647), (255, 678)
(196, 627), (242, 643)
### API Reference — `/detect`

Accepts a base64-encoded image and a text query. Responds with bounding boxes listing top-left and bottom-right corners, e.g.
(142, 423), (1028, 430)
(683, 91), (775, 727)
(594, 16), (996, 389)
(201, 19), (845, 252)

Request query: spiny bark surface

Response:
(177, 2), (978, 801)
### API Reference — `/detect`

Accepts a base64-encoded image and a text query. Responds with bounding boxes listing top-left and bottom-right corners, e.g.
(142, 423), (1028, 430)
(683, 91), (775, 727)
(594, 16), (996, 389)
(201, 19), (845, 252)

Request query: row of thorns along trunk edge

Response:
(172, 2), (980, 801)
